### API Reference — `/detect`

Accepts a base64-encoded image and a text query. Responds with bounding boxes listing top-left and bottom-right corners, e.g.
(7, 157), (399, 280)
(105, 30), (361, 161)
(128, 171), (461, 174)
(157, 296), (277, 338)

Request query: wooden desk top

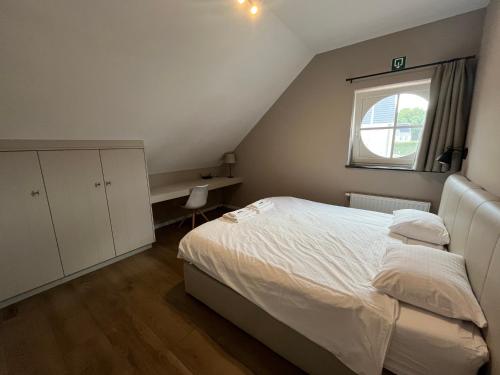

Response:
(150, 177), (243, 204)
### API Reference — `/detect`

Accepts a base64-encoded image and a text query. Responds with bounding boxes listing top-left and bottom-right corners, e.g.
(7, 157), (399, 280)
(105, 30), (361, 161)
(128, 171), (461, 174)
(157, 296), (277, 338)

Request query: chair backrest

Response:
(184, 185), (208, 209)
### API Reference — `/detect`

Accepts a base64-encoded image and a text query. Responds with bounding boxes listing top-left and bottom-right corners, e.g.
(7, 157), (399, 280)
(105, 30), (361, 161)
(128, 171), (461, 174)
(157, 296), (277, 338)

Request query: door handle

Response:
(105, 181), (111, 186)
(95, 182), (102, 188)
(31, 190), (40, 197)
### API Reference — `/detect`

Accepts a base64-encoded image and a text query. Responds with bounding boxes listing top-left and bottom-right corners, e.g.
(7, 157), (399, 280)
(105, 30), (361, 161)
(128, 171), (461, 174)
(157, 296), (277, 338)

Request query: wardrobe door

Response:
(100, 149), (154, 255)
(39, 150), (115, 275)
(0, 152), (63, 301)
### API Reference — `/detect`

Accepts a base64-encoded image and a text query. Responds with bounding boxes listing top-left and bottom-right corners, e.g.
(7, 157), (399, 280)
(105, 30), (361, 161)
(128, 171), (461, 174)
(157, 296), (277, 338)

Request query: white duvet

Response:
(179, 197), (398, 374)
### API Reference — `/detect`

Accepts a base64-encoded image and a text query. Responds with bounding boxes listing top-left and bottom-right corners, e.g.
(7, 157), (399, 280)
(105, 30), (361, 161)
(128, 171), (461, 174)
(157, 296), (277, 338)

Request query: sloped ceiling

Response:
(269, 0), (489, 53)
(0, 0), (489, 174)
(0, 0), (312, 173)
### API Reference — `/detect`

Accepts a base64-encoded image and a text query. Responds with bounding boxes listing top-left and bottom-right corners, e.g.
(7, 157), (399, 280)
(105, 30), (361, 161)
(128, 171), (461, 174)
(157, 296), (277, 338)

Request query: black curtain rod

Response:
(346, 55), (476, 83)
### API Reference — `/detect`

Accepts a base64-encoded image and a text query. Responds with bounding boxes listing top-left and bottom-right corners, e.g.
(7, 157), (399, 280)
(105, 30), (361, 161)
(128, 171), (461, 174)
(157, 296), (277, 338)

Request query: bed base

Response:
(184, 261), (354, 375)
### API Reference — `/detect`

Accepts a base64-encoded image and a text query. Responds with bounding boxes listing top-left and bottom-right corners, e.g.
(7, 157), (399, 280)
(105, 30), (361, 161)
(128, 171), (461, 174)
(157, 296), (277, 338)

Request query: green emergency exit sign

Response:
(391, 56), (406, 71)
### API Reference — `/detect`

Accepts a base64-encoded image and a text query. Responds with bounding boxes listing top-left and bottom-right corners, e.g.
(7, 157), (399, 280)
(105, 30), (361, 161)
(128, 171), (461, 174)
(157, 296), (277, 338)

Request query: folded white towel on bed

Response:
(223, 207), (256, 223)
(247, 199), (274, 213)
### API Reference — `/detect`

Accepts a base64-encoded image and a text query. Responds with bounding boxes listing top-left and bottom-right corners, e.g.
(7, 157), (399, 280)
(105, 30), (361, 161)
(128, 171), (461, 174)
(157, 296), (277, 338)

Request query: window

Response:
(348, 79), (431, 169)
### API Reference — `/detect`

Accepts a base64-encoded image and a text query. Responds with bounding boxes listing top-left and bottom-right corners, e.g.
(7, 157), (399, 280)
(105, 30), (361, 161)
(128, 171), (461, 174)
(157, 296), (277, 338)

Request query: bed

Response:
(178, 174), (500, 375)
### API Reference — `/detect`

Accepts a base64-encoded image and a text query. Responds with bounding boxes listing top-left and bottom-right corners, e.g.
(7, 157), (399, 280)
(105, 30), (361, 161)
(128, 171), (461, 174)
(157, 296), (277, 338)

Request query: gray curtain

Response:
(415, 58), (476, 172)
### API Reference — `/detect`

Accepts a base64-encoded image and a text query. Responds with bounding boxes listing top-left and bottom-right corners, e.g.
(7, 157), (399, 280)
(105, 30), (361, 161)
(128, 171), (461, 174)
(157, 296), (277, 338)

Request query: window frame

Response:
(347, 79), (431, 169)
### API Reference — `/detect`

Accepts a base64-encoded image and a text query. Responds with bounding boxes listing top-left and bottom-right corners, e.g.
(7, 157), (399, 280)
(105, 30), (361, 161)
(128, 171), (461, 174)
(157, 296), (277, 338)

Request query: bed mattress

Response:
(178, 197), (488, 375)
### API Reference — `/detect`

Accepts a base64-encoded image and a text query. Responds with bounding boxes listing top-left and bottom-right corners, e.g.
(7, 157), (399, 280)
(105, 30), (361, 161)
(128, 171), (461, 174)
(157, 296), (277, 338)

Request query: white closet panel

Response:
(100, 149), (154, 255)
(0, 152), (63, 301)
(39, 150), (115, 274)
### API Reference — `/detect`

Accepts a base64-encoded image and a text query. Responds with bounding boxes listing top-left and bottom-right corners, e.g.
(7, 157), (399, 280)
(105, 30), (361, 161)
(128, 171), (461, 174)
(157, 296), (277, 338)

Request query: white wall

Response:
(270, 0), (488, 53)
(0, 0), (312, 173)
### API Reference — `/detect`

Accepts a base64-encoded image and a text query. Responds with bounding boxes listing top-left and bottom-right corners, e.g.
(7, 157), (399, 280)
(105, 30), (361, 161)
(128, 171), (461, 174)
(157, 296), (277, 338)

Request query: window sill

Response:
(345, 164), (416, 172)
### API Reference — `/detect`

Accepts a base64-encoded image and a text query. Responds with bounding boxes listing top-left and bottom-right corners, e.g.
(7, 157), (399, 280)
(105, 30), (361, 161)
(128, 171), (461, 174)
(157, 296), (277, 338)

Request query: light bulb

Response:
(250, 5), (258, 14)
(237, 0), (245, 4)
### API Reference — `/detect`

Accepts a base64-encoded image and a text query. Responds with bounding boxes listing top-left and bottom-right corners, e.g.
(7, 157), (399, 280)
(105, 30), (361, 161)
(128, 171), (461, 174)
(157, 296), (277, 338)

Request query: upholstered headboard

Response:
(438, 174), (500, 374)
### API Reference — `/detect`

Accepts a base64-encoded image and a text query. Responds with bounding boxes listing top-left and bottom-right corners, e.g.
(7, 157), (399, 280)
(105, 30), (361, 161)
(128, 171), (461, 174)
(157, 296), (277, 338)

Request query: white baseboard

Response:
(0, 244), (152, 309)
(153, 204), (241, 229)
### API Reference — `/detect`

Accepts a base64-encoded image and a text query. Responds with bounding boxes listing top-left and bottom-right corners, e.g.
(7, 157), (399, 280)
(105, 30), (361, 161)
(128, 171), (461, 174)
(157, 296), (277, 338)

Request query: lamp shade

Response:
(223, 153), (236, 164)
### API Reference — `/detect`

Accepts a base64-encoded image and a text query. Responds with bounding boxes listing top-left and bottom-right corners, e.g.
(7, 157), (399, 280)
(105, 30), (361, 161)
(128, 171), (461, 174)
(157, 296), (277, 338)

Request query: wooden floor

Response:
(0, 209), (304, 375)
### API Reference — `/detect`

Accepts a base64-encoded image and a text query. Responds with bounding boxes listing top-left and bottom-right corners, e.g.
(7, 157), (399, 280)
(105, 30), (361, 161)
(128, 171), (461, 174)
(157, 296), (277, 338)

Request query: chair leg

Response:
(178, 216), (186, 228)
(200, 210), (209, 222)
(192, 212), (196, 229)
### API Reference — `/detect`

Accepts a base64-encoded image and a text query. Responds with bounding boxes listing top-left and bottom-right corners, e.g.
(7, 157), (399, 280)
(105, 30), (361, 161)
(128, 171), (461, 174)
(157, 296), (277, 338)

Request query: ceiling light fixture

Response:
(236, 0), (260, 15)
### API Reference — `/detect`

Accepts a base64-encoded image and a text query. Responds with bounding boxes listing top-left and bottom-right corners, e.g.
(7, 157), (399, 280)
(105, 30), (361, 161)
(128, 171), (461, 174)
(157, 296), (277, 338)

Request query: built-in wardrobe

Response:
(0, 140), (155, 306)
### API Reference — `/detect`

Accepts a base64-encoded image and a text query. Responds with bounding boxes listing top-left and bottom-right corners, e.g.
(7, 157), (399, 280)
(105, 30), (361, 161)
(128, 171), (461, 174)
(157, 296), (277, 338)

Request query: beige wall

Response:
(463, 0), (500, 197)
(230, 10), (485, 212)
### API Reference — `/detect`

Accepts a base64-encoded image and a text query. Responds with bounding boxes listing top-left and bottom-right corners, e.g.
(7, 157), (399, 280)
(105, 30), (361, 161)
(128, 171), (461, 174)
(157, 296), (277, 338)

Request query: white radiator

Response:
(346, 193), (431, 214)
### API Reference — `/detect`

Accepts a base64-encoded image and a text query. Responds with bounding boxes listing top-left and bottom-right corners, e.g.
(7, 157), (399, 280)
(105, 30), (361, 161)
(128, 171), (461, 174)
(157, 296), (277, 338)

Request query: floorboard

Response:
(0, 209), (304, 375)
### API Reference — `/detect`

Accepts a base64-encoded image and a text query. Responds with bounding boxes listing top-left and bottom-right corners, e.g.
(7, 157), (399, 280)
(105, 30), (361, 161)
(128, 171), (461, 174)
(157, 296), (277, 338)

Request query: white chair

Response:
(179, 185), (209, 229)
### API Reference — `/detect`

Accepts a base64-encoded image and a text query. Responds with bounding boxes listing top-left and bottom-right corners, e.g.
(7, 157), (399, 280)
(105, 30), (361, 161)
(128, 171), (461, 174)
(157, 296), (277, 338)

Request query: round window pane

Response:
(360, 93), (428, 159)
(393, 127), (423, 157)
(396, 94), (428, 127)
(361, 129), (393, 158)
(361, 95), (397, 129)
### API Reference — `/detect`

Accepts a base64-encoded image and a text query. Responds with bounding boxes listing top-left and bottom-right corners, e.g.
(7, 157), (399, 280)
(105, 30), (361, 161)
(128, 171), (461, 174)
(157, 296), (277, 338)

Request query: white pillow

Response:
(373, 244), (487, 328)
(389, 209), (450, 245)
